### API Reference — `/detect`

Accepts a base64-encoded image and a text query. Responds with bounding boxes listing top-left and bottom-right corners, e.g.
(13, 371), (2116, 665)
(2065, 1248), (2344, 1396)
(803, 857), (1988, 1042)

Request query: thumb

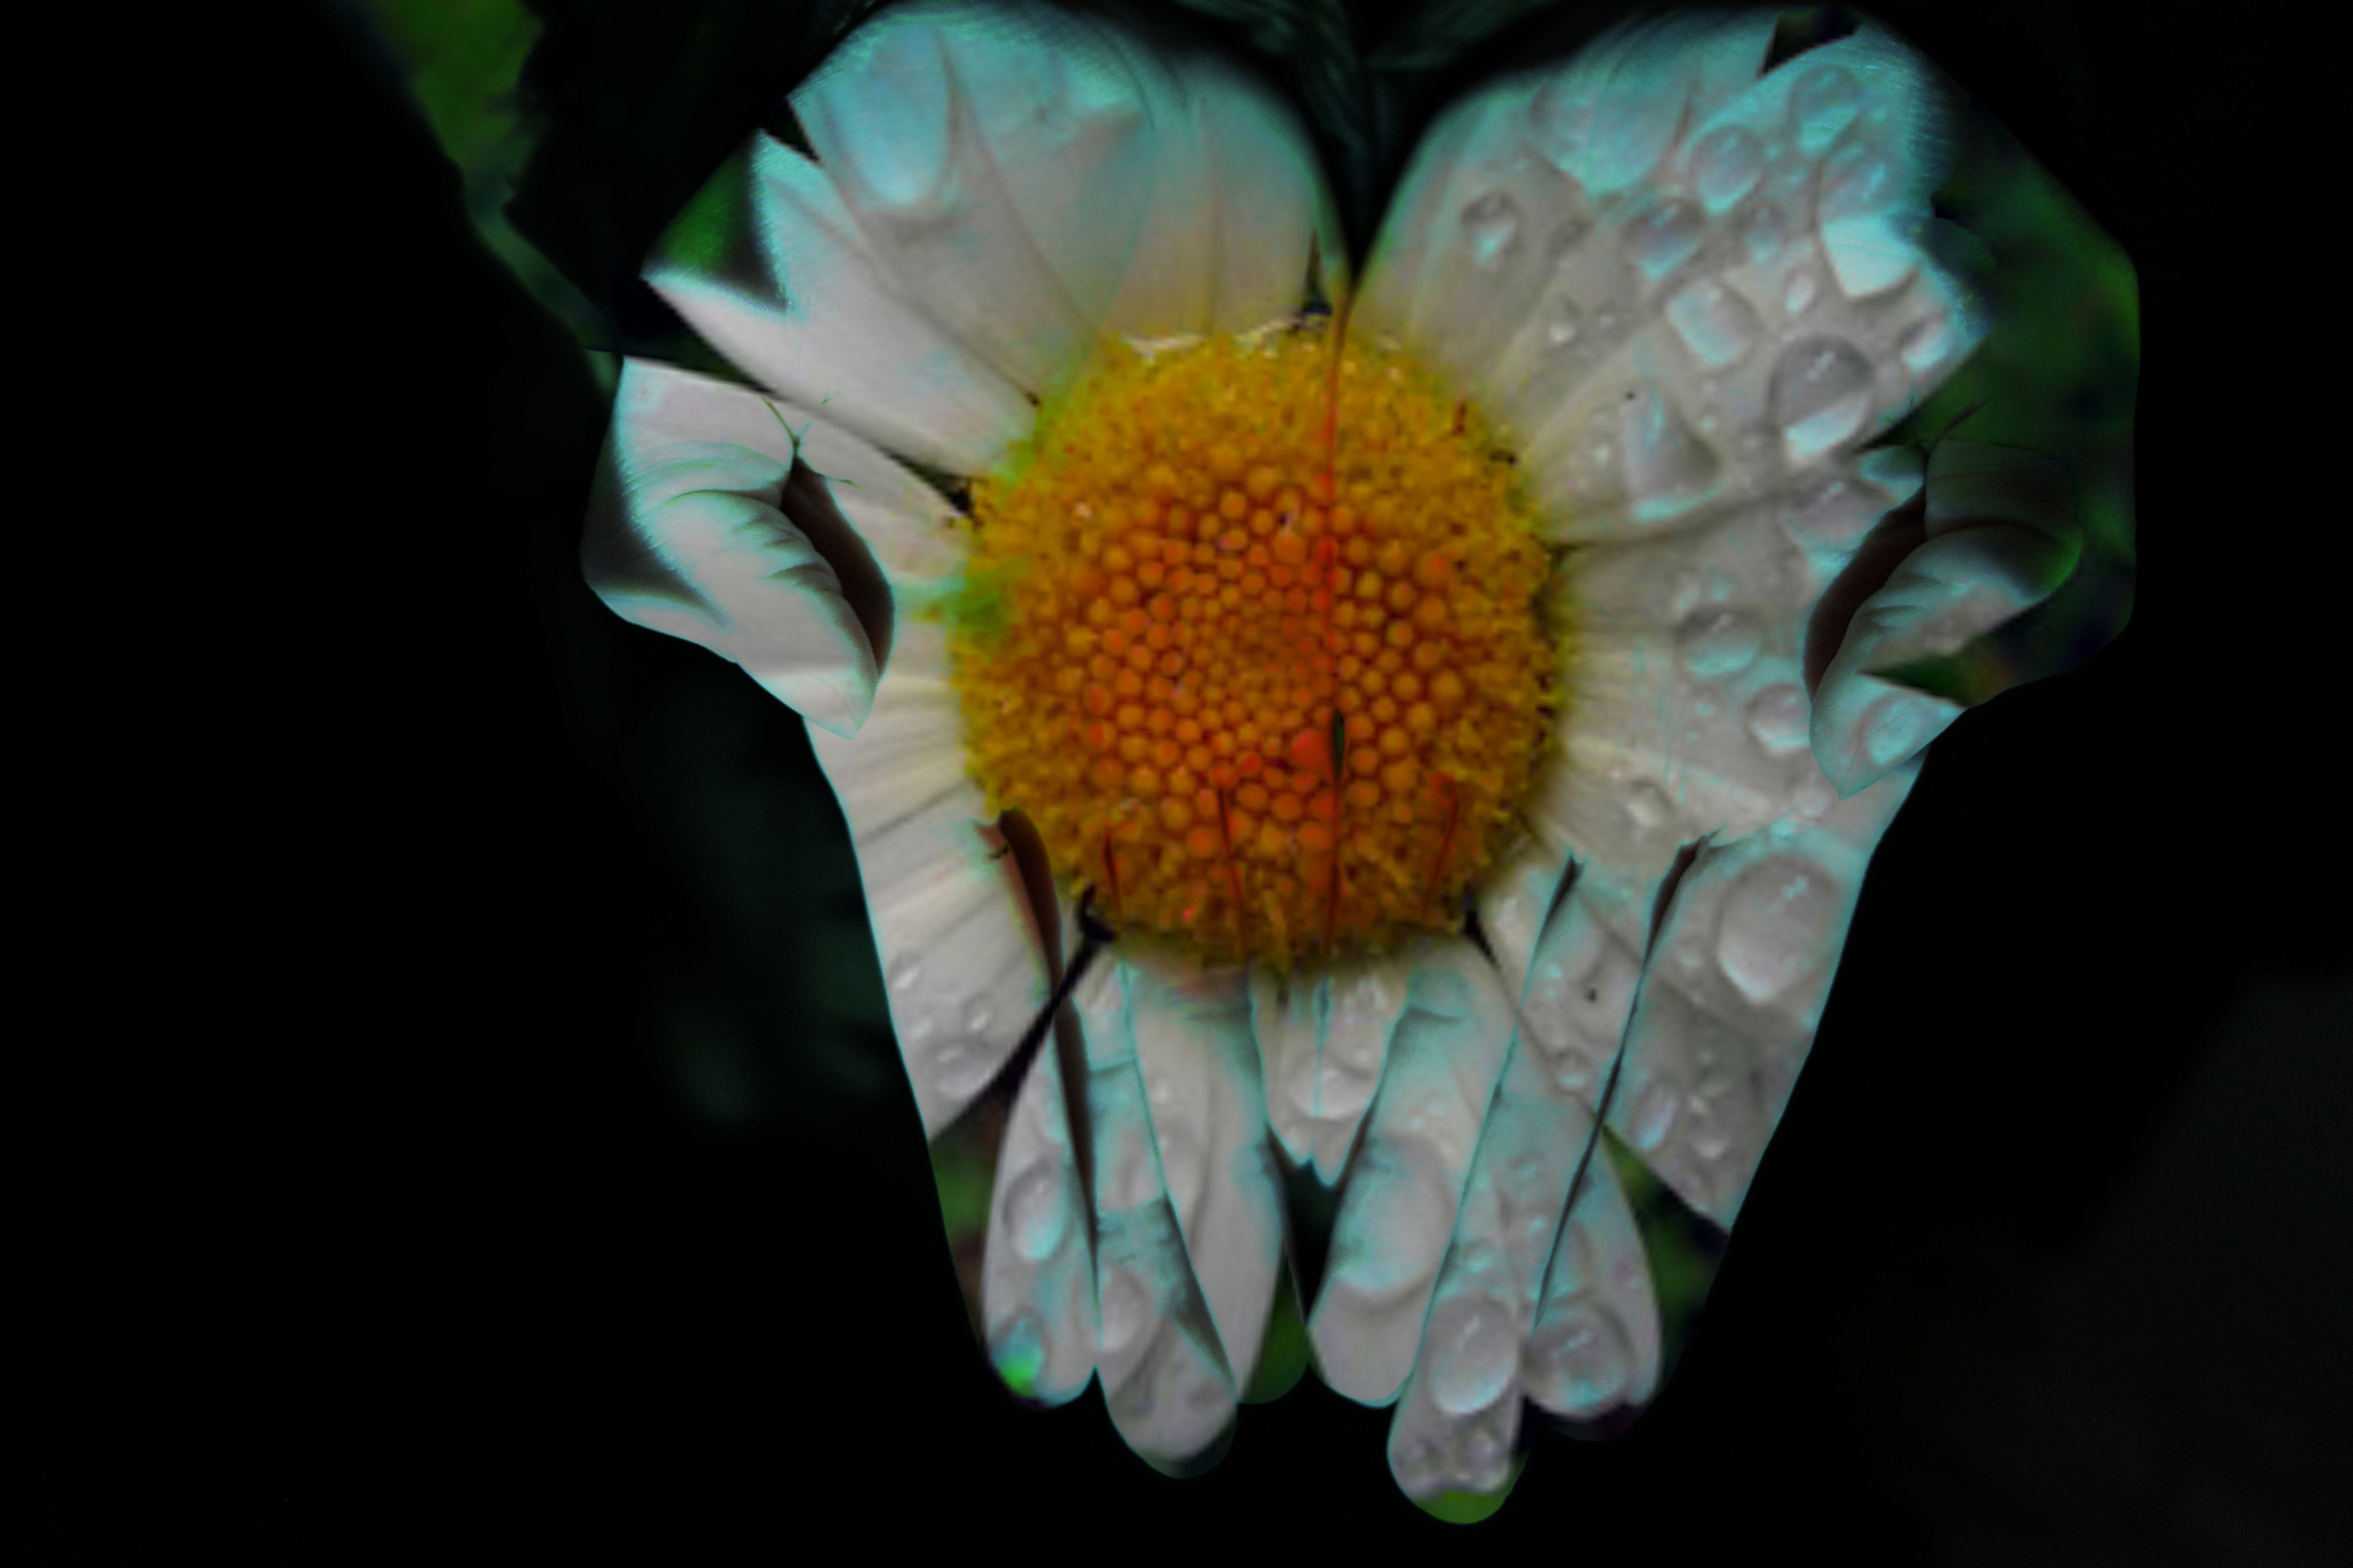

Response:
(583, 358), (886, 737)
(1810, 439), (2078, 796)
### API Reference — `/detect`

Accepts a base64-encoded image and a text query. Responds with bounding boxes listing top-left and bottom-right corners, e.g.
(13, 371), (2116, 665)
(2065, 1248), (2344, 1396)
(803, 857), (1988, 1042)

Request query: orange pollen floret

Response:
(949, 325), (1560, 967)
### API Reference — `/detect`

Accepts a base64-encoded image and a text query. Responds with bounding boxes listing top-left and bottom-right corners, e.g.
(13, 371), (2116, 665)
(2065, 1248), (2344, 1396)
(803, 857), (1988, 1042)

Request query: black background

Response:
(46, 1), (2347, 1557)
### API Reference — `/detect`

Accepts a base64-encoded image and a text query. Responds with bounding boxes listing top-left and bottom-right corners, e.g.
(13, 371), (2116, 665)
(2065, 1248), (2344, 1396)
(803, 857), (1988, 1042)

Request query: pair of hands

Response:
(578, 1), (2134, 1510)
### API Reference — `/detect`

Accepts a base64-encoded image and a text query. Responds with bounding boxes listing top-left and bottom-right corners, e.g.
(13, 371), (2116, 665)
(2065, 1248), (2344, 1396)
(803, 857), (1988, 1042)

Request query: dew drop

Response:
(887, 954), (923, 994)
(1678, 608), (1762, 680)
(1901, 315), (1955, 375)
(1689, 1099), (1732, 1161)
(1792, 774), (1834, 820)
(1789, 64), (1862, 157)
(1745, 683), (1811, 754)
(1769, 336), (1875, 465)
(1427, 1295), (1518, 1415)
(1819, 140), (1900, 223)
(1664, 277), (1762, 369)
(1630, 1078), (1678, 1151)
(1689, 125), (1763, 213)
(1625, 781), (1671, 831)
(1525, 1300), (1628, 1415)
(1625, 384), (1722, 521)
(961, 995), (995, 1033)
(1621, 199), (1704, 281)
(1395, 1437), (1441, 1493)
(1003, 1161), (1070, 1261)
(1100, 1267), (1148, 1352)
(926, 1033), (999, 1096)
(1461, 191), (1523, 269)
(1783, 268), (1818, 316)
(1544, 297), (1582, 348)
(1740, 203), (1786, 264)
(1859, 690), (1942, 767)
(1716, 853), (1837, 1002)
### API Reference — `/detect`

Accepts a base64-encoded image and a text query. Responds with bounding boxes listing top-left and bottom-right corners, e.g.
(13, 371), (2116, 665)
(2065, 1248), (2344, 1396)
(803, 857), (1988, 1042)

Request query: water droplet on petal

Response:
(1716, 853), (1837, 1002)
(1625, 781), (1671, 832)
(1789, 64), (1862, 157)
(1545, 297), (1582, 347)
(1100, 1268), (1148, 1352)
(1664, 277), (1762, 369)
(1525, 1300), (1628, 1414)
(1630, 1078), (1678, 1151)
(1783, 268), (1818, 316)
(1461, 191), (1523, 269)
(1689, 1098), (1732, 1161)
(1625, 385), (1722, 521)
(887, 955), (923, 994)
(1427, 1295), (1518, 1415)
(1621, 199), (1704, 281)
(1689, 125), (1763, 213)
(1678, 608), (1762, 680)
(1003, 1161), (1070, 1261)
(961, 995), (994, 1033)
(1901, 315), (1955, 375)
(1740, 203), (1786, 264)
(925, 1033), (998, 1096)
(1820, 140), (1900, 224)
(1746, 683), (1811, 754)
(1769, 336), (1875, 465)
(1856, 690), (1942, 768)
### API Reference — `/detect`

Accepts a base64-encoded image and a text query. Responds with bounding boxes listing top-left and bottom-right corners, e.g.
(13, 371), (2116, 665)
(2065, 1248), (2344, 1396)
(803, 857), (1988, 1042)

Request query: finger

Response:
(642, 130), (1028, 476)
(1125, 959), (1286, 1410)
(1603, 758), (1921, 1231)
(585, 358), (887, 736)
(978, 988), (1096, 1406)
(802, 620), (1054, 1137)
(1076, 954), (1239, 1470)
(1512, 880), (1662, 1425)
(1859, 99), (2139, 708)
(1810, 440), (2077, 797)
(1523, 1114), (1660, 1424)
(1249, 955), (1413, 1185)
(1309, 939), (1516, 1406)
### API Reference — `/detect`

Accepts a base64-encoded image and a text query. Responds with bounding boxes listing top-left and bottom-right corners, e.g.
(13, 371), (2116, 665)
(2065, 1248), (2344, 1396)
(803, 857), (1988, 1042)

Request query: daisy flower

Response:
(581, 0), (2125, 1511)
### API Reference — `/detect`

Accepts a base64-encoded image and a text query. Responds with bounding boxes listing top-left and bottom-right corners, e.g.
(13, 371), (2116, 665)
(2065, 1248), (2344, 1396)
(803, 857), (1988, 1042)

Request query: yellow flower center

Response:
(950, 322), (1558, 968)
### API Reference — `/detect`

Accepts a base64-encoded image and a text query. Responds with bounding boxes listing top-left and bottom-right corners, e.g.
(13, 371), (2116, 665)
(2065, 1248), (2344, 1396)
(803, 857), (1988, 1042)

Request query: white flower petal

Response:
(981, 1017), (1096, 1406)
(804, 621), (1051, 1137)
(1309, 940), (1515, 1406)
(1248, 955), (1413, 1184)
(1523, 1121), (1660, 1421)
(586, 357), (883, 735)
(1192, 56), (1343, 332)
(1360, 10), (1980, 546)
(793, 8), (1094, 396)
(1127, 958), (1285, 1397)
(1076, 956), (1239, 1465)
(645, 133), (1031, 475)
(1603, 758), (1918, 1228)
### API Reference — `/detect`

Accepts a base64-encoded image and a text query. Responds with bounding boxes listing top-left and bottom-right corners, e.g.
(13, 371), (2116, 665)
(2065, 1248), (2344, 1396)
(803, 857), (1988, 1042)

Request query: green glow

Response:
(1412, 1454), (1527, 1525)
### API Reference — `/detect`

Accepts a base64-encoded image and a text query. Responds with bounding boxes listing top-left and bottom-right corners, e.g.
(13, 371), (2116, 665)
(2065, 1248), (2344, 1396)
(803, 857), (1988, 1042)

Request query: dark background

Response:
(47, 1), (2345, 1557)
